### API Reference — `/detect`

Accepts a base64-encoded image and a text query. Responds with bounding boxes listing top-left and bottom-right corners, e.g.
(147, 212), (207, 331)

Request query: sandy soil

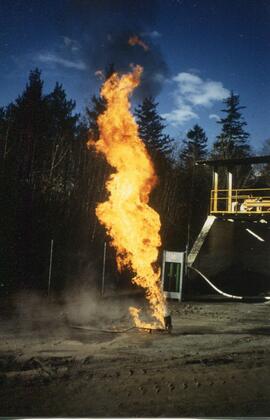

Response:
(1, 295), (270, 417)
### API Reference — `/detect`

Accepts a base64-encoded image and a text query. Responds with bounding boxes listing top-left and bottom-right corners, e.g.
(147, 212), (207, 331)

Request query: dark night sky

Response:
(1, 0), (270, 150)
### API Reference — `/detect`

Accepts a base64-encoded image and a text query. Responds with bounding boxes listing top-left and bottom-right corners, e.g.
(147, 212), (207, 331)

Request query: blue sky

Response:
(1, 0), (270, 151)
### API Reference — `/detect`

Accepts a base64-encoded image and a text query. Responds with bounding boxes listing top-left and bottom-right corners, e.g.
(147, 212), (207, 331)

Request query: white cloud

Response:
(209, 113), (221, 121)
(163, 72), (229, 126)
(36, 36), (85, 71)
(173, 72), (229, 107)
(62, 36), (81, 52)
(163, 105), (198, 126)
(38, 53), (87, 70)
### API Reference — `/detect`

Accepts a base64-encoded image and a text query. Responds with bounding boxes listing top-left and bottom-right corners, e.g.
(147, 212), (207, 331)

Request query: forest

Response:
(0, 67), (269, 296)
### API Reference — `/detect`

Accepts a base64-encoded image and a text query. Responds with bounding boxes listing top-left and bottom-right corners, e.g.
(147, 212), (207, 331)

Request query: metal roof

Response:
(196, 155), (270, 167)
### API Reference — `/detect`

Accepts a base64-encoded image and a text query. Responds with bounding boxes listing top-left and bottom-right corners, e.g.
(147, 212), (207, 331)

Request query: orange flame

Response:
(128, 35), (149, 51)
(88, 66), (166, 328)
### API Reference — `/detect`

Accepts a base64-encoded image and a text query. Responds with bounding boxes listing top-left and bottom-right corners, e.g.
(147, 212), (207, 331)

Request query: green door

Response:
(163, 262), (181, 293)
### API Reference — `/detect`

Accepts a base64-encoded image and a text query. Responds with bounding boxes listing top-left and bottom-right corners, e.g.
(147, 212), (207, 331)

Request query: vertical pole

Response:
(101, 241), (107, 296)
(48, 239), (54, 297)
(179, 253), (185, 302)
(227, 170), (233, 212)
(186, 163), (195, 253)
(213, 168), (218, 212)
(161, 250), (166, 292)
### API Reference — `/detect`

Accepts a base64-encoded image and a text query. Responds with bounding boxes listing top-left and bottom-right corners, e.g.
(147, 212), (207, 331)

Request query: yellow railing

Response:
(210, 188), (270, 214)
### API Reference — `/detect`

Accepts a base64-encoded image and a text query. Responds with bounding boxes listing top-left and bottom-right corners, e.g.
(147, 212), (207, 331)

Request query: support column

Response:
(227, 169), (233, 212)
(212, 168), (218, 212)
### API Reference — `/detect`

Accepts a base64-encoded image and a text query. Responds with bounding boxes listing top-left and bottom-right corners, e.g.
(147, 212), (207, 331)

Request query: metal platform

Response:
(187, 217), (270, 297)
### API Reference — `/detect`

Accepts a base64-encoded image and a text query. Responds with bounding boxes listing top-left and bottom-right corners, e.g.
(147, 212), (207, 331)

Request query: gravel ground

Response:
(1, 295), (270, 417)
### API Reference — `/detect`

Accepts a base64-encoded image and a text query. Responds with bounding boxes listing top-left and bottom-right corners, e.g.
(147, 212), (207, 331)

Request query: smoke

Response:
(61, 263), (131, 326)
(63, 287), (136, 327)
(61, 0), (169, 99)
(12, 290), (64, 332)
(89, 30), (168, 100)
(9, 264), (142, 331)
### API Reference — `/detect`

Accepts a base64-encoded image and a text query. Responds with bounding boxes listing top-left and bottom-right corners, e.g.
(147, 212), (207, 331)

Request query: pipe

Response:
(188, 265), (243, 300)
(188, 266), (270, 302)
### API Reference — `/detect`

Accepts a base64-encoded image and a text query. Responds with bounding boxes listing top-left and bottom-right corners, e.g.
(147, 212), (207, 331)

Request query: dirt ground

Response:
(1, 294), (270, 417)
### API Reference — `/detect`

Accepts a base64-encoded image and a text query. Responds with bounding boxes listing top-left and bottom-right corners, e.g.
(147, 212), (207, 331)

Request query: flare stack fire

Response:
(88, 65), (166, 329)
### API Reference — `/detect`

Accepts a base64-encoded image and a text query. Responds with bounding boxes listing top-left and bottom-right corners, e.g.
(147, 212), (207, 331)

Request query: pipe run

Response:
(188, 265), (243, 300)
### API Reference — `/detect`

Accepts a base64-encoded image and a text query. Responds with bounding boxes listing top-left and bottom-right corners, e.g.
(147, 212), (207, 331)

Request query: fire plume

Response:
(88, 66), (166, 328)
(128, 35), (149, 51)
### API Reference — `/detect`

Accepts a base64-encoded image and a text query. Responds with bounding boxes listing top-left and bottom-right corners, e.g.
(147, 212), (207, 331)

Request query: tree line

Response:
(0, 68), (267, 295)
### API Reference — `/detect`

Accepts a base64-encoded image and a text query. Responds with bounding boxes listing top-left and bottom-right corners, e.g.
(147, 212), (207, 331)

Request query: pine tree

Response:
(212, 91), (250, 159)
(86, 63), (115, 141)
(180, 124), (208, 167)
(45, 82), (77, 133)
(135, 97), (174, 161)
(9, 68), (46, 183)
(177, 124), (210, 248)
(86, 95), (106, 141)
(84, 67), (116, 246)
(134, 97), (177, 249)
(0, 106), (11, 171)
(42, 82), (79, 197)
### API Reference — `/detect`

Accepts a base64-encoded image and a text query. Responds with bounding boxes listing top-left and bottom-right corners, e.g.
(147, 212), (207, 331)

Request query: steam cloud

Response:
(8, 264), (142, 331)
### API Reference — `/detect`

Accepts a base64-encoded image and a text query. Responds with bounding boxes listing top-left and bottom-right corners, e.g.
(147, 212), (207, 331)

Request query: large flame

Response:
(88, 65), (166, 328)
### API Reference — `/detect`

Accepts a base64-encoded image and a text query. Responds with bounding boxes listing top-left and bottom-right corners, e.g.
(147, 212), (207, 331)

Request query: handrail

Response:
(210, 187), (270, 214)
(211, 196), (270, 200)
(211, 187), (270, 192)
(210, 210), (270, 213)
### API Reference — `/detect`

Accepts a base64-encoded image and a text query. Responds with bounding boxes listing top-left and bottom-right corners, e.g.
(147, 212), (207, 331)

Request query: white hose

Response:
(188, 266), (243, 300)
(188, 266), (270, 302)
